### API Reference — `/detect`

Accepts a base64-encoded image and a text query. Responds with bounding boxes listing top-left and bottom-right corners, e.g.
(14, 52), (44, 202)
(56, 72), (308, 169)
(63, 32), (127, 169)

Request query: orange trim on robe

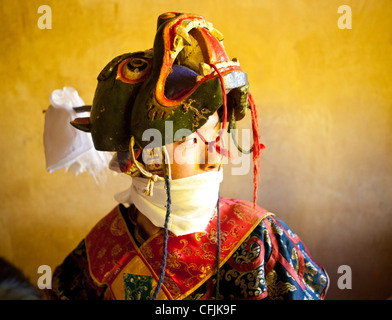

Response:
(85, 198), (273, 300)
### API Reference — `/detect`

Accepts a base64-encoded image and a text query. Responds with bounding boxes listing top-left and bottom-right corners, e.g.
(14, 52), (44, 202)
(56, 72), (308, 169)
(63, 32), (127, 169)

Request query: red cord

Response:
(195, 64), (266, 206)
(196, 63), (232, 159)
(248, 92), (266, 206)
(198, 64), (266, 206)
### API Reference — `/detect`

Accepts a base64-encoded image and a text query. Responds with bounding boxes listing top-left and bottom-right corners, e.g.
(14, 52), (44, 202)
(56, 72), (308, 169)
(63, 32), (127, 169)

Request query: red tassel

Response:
(248, 92), (266, 207)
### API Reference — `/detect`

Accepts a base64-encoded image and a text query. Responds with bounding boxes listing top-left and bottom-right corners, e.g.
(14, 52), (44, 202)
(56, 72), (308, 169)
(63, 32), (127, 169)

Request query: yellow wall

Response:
(0, 0), (391, 299)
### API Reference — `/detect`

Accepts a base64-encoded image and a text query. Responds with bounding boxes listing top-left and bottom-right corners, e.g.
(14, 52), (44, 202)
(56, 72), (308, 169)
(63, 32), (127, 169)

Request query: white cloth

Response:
(115, 169), (224, 236)
(44, 87), (111, 179)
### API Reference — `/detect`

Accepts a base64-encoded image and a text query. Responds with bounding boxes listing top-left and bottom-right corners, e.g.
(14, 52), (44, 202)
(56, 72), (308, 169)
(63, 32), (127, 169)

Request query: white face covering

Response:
(115, 169), (223, 236)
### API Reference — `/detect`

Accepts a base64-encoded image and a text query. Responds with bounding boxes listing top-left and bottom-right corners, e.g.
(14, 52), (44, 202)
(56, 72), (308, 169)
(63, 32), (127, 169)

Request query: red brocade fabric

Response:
(49, 198), (328, 300)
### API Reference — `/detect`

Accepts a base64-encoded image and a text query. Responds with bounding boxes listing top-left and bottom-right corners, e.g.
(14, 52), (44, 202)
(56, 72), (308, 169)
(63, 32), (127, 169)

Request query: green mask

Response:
(71, 12), (250, 152)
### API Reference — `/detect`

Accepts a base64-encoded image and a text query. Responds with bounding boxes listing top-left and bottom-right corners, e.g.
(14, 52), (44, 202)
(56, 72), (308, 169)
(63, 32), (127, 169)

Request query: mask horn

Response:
(70, 117), (91, 132)
(70, 105), (92, 132)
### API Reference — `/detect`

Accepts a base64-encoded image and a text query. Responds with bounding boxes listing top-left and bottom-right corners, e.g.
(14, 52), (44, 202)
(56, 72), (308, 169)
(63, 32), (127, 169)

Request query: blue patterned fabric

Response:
(48, 206), (328, 300)
(187, 215), (328, 300)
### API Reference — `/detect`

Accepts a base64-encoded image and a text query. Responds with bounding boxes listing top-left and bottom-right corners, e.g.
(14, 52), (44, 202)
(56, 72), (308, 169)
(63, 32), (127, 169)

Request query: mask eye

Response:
(116, 57), (152, 83)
